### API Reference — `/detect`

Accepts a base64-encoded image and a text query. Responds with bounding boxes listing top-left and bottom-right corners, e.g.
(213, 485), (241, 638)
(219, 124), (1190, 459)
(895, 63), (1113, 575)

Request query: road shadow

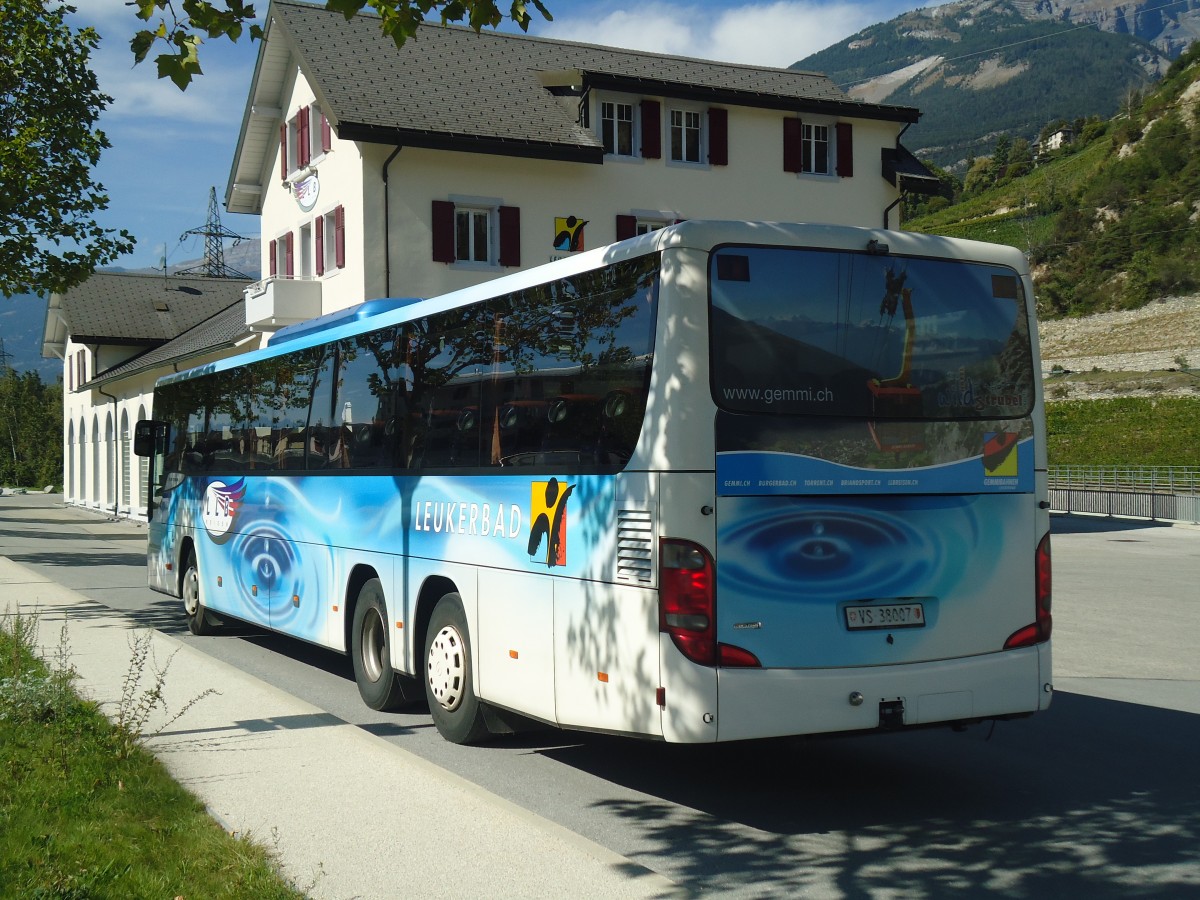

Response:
(1051, 514), (1175, 535)
(4, 550), (150, 569)
(533, 693), (1200, 896)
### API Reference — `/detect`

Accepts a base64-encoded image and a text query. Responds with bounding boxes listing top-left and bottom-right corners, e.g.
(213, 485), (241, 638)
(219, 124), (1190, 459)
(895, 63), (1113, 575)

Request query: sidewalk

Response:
(0, 507), (678, 899)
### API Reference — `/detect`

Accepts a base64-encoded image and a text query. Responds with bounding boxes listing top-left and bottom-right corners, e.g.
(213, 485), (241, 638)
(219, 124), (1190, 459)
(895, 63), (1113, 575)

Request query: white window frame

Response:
(801, 119), (832, 176)
(636, 219), (670, 236)
(286, 114), (302, 177)
(321, 208), (339, 275)
(454, 206), (495, 267)
(599, 96), (637, 158)
(299, 222), (313, 278)
(308, 103), (327, 163)
(668, 105), (704, 165)
(274, 234), (289, 277)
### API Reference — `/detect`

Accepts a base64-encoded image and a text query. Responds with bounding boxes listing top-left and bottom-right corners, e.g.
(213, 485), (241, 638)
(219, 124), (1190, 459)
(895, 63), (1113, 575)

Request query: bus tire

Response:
(424, 592), (489, 744)
(182, 550), (218, 636)
(351, 578), (417, 711)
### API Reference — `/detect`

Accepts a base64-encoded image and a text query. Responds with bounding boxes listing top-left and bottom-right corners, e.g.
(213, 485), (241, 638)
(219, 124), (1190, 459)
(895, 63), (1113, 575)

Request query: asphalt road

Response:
(2, 493), (1198, 897)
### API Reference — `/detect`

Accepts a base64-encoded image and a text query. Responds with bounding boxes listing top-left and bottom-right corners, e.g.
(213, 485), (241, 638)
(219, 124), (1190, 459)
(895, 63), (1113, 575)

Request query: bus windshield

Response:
(710, 245), (1035, 420)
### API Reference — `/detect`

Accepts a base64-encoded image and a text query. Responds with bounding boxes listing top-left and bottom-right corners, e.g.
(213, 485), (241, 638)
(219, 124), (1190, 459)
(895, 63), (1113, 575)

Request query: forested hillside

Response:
(906, 42), (1200, 320)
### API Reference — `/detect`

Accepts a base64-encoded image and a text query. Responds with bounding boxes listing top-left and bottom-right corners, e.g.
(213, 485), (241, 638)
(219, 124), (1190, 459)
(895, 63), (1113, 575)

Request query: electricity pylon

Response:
(175, 186), (250, 279)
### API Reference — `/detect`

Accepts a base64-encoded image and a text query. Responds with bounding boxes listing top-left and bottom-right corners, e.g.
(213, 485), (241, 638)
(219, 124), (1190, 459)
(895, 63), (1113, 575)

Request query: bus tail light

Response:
(660, 539), (760, 668)
(1005, 533), (1052, 649)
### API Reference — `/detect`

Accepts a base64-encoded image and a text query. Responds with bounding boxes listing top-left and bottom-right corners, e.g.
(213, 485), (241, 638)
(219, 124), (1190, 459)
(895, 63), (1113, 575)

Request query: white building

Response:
(46, 0), (938, 520)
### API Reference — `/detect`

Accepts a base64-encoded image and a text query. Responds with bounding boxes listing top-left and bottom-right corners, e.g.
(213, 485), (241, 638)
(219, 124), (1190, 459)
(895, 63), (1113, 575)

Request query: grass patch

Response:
(1047, 396), (1200, 466)
(0, 611), (306, 900)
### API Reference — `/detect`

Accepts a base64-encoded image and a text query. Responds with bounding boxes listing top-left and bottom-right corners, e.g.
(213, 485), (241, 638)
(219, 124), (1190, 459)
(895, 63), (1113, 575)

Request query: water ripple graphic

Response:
(720, 500), (983, 603)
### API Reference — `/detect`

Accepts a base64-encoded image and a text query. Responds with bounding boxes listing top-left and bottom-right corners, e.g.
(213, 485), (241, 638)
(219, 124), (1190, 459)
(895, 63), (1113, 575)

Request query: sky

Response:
(67, 0), (948, 271)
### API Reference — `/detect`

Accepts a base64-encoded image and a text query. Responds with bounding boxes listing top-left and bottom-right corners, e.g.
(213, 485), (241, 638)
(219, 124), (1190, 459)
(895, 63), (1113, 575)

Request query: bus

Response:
(135, 221), (1052, 744)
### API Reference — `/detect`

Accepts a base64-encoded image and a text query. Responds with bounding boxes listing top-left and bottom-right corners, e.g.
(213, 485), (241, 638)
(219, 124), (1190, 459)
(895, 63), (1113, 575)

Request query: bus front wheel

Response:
(351, 578), (418, 711)
(424, 593), (489, 744)
(182, 551), (218, 636)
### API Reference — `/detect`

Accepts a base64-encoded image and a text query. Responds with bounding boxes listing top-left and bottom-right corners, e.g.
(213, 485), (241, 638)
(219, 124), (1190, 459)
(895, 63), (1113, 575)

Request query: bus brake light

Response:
(1005, 533), (1052, 649)
(660, 539), (760, 668)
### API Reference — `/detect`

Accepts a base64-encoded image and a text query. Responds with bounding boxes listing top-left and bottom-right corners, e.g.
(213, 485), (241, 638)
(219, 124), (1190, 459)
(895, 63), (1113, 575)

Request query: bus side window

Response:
(330, 330), (403, 470)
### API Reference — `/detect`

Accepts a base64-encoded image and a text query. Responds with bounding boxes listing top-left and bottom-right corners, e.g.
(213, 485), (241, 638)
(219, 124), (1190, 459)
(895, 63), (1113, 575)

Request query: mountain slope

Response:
(906, 42), (1200, 326)
(795, 0), (1169, 168)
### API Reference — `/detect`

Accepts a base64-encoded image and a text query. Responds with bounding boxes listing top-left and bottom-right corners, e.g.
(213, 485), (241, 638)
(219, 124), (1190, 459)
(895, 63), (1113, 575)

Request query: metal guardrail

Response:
(1047, 466), (1200, 524)
(1047, 466), (1200, 494)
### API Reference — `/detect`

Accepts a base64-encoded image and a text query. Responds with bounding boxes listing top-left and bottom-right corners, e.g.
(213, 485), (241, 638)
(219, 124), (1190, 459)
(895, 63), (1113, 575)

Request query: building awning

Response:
(882, 145), (942, 196)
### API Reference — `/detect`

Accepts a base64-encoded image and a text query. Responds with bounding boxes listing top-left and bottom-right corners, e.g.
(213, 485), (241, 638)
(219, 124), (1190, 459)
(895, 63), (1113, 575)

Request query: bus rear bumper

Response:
(714, 646), (1048, 742)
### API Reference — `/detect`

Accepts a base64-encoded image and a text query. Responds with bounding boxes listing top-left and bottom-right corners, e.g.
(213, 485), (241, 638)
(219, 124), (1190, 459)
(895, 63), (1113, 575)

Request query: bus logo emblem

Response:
(201, 478), (246, 541)
(527, 478), (574, 567)
(982, 432), (1019, 476)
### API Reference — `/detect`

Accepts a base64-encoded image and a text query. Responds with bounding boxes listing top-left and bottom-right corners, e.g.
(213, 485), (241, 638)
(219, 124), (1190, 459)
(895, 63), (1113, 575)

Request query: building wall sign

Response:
(295, 174), (320, 211)
(553, 216), (587, 252)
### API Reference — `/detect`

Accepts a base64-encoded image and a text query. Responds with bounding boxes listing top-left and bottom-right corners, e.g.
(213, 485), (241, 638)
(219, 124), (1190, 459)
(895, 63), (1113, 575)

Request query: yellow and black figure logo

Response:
(554, 216), (588, 252)
(528, 477), (575, 567)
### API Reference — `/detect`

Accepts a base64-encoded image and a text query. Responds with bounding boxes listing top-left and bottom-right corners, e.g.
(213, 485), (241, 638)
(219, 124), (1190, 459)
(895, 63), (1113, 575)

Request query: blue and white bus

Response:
(135, 221), (1052, 744)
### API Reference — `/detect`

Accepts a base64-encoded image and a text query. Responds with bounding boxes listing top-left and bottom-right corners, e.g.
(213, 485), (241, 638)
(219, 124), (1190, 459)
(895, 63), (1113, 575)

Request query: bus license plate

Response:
(845, 603), (925, 631)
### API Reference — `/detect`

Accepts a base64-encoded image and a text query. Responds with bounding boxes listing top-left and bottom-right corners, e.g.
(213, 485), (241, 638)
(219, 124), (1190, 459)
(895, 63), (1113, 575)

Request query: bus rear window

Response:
(710, 246), (1035, 420)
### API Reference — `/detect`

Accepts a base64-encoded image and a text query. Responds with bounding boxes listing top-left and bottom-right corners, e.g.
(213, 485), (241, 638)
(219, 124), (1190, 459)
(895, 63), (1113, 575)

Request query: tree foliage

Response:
(131, 0), (552, 89)
(1035, 44), (1200, 315)
(0, 0), (135, 298)
(0, 370), (62, 488)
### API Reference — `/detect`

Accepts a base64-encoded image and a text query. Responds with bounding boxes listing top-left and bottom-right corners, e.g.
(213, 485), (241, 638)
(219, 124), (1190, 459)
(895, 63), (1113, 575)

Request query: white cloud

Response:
(68, 2), (257, 126)
(535, 0), (911, 67)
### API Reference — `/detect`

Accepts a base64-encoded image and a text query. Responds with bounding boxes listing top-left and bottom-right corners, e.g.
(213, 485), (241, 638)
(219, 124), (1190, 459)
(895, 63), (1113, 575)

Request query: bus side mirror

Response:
(133, 420), (163, 457)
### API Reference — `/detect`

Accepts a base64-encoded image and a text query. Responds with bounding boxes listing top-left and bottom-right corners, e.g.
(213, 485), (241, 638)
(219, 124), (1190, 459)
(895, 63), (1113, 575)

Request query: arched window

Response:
(67, 421), (76, 502)
(105, 411), (115, 511)
(120, 409), (131, 511)
(91, 414), (100, 506)
(136, 404), (149, 516)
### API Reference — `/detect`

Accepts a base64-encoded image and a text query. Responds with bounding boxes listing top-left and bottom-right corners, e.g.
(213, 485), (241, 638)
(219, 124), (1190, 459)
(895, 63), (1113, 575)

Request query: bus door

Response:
(134, 419), (176, 595)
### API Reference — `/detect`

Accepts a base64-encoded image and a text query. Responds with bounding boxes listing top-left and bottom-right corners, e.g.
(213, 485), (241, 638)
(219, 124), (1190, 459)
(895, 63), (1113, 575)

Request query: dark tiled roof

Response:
(60, 272), (249, 344)
(88, 298), (252, 387)
(271, 0), (918, 157)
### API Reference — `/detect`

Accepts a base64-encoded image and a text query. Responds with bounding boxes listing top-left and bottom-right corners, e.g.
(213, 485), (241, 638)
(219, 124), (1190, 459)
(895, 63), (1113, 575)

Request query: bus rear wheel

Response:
(352, 578), (419, 711)
(182, 550), (218, 636)
(424, 592), (489, 744)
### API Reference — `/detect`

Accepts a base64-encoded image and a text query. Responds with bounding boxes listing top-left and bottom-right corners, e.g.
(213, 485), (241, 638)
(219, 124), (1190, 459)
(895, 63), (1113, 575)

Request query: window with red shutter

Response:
(835, 122), (853, 177)
(708, 108), (728, 166)
(432, 200), (456, 263)
(498, 206), (520, 267)
(334, 205), (346, 269)
(615, 215), (637, 241)
(298, 107), (310, 168)
(783, 118), (802, 173)
(641, 100), (661, 159)
(315, 216), (325, 276)
(285, 231), (294, 278)
(279, 123), (288, 180)
(321, 113), (332, 154)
